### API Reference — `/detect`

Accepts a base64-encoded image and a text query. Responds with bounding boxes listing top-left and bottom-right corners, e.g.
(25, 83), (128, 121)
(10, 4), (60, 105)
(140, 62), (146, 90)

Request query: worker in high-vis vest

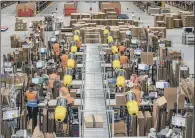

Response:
(111, 43), (118, 54)
(73, 31), (80, 42)
(118, 43), (126, 54)
(125, 82), (139, 116)
(120, 52), (128, 65)
(67, 53), (76, 69)
(107, 34), (114, 44)
(48, 69), (60, 94)
(53, 43), (60, 61)
(63, 68), (73, 86)
(55, 89), (74, 122)
(116, 69), (126, 88)
(77, 40), (82, 52)
(24, 83), (39, 130)
(104, 26), (110, 36)
(70, 41), (78, 53)
(112, 54), (120, 70)
(60, 52), (68, 70)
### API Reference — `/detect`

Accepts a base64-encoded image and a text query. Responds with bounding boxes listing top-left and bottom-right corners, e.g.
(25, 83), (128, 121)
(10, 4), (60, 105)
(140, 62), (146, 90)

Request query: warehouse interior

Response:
(0, 1), (194, 138)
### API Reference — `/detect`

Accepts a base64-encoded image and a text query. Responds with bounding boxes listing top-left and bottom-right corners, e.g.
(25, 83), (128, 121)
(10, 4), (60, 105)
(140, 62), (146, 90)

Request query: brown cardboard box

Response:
(165, 16), (174, 29)
(144, 111), (152, 135)
(164, 88), (185, 109)
(113, 120), (127, 136)
(70, 89), (77, 98)
(84, 116), (93, 128)
(141, 52), (154, 65)
(137, 111), (145, 136)
(16, 4), (25, 16)
(115, 93), (126, 105)
(24, 3), (35, 16)
(156, 96), (167, 107)
(64, 3), (75, 8)
(94, 115), (103, 128)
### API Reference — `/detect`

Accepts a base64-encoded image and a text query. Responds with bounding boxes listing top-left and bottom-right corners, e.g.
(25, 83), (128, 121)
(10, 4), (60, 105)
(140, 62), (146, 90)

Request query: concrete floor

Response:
(1, 2), (194, 74)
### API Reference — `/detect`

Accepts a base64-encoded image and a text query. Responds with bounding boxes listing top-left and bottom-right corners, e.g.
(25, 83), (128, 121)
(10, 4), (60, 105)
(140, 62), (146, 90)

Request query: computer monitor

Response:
(185, 28), (193, 33)
(32, 77), (43, 84)
(131, 39), (138, 44)
(134, 49), (142, 55)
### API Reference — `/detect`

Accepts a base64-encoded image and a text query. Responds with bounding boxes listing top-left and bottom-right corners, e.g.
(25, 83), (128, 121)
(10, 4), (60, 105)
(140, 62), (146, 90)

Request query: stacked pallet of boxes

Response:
(100, 2), (121, 14)
(181, 14), (194, 27)
(64, 2), (77, 16)
(15, 18), (27, 31)
(16, 2), (36, 17)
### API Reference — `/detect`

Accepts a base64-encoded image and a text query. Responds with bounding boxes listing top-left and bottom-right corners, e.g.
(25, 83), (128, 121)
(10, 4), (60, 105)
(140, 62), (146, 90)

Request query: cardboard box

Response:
(94, 115), (103, 128)
(64, 3), (75, 9)
(141, 52), (154, 65)
(84, 115), (103, 128)
(115, 93), (126, 105)
(156, 96), (167, 107)
(24, 3), (35, 16)
(137, 111), (145, 136)
(113, 120), (127, 136)
(84, 115), (93, 128)
(70, 89), (77, 98)
(144, 111), (152, 135)
(16, 3), (25, 16)
(164, 87), (185, 109)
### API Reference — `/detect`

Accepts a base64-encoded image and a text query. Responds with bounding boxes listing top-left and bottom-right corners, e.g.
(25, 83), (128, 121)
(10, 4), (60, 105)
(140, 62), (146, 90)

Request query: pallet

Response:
(1, 26), (8, 32)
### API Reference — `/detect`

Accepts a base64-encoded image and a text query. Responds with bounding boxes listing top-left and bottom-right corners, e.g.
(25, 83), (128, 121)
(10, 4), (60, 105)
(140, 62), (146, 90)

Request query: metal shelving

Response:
(166, 1), (194, 12)
(1, 1), (17, 9)
(36, 1), (52, 13)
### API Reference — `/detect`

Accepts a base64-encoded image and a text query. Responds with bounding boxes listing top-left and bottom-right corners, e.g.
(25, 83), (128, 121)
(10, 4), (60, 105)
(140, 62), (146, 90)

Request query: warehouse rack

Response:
(1, 1), (16, 9)
(166, 1), (194, 12)
(36, 1), (52, 14)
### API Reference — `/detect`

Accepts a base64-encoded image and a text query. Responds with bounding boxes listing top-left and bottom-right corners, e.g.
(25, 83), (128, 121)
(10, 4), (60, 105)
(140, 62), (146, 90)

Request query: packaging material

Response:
(154, 14), (164, 26)
(156, 21), (166, 27)
(131, 116), (137, 136)
(15, 22), (27, 31)
(113, 120), (127, 137)
(84, 115), (103, 128)
(156, 96), (167, 107)
(101, 2), (121, 14)
(144, 111), (152, 136)
(180, 78), (194, 104)
(71, 13), (80, 20)
(137, 111), (145, 136)
(44, 133), (55, 138)
(165, 16), (174, 29)
(115, 93), (126, 105)
(64, 3), (75, 8)
(140, 52), (154, 65)
(164, 87), (185, 109)
(173, 19), (182, 28)
(84, 115), (93, 128)
(181, 14), (194, 27)
(16, 3), (25, 16)
(148, 7), (160, 15)
(70, 89), (77, 98)
(31, 125), (44, 138)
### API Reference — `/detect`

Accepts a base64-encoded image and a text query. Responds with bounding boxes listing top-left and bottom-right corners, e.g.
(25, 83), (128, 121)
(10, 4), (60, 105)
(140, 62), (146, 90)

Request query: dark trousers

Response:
(27, 106), (38, 130)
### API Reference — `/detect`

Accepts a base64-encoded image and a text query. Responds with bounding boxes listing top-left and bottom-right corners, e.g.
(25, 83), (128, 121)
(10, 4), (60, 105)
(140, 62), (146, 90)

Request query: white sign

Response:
(22, 44), (31, 48)
(134, 49), (142, 55)
(5, 67), (13, 72)
(138, 64), (149, 70)
(17, 68), (22, 72)
(172, 116), (186, 127)
(3, 108), (20, 120)
(4, 62), (12, 67)
(159, 43), (165, 47)
(131, 39), (138, 44)
(180, 66), (188, 71)
(156, 81), (168, 89)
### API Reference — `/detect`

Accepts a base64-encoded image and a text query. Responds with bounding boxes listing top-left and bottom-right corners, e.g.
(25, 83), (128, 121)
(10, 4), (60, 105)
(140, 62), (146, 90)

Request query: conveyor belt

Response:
(83, 44), (109, 138)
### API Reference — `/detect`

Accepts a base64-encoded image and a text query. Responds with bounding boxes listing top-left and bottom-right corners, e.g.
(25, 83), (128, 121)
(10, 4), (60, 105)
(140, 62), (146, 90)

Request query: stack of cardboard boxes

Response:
(15, 18), (27, 31)
(100, 2), (121, 14)
(16, 2), (36, 17)
(84, 115), (104, 128)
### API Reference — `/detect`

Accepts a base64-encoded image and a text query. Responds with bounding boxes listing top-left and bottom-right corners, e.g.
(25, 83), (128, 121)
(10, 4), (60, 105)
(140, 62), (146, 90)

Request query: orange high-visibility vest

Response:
(26, 91), (37, 101)
(49, 73), (59, 88)
(53, 43), (60, 56)
(120, 55), (128, 65)
(77, 41), (82, 48)
(133, 88), (141, 105)
(119, 45), (125, 53)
